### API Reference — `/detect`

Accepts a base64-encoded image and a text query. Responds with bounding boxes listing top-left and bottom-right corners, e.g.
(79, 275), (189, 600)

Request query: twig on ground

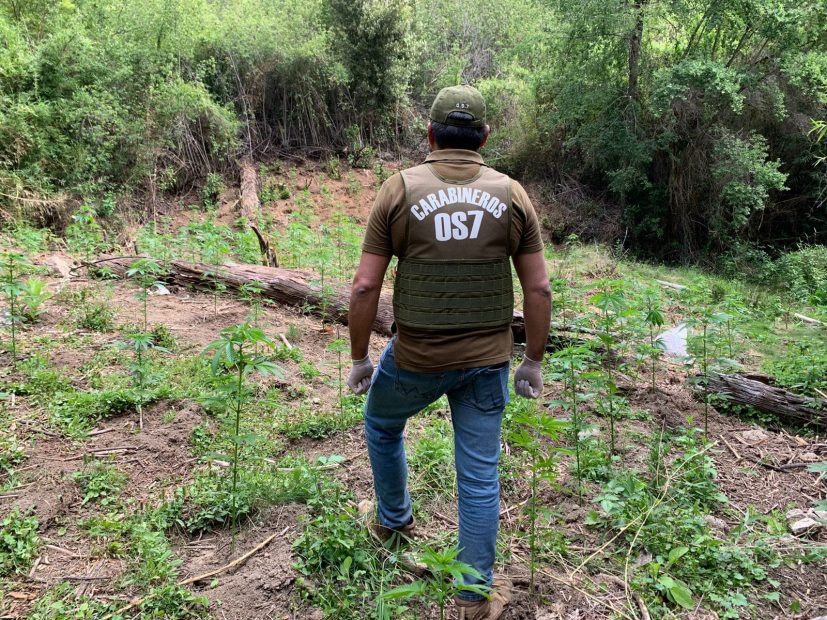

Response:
(433, 511), (458, 527)
(28, 557), (41, 578)
(45, 544), (81, 557)
(178, 527), (288, 586)
(88, 428), (115, 437)
(601, 574), (651, 620)
(102, 527), (289, 620)
(721, 435), (742, 461)
(501, 498), (530, 517)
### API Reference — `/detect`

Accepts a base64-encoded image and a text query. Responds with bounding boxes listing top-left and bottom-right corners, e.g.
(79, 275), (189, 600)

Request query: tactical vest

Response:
(393, 162), (514, 330)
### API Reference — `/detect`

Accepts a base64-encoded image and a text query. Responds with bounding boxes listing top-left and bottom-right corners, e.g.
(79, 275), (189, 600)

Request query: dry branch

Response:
(704, 373), (826, 428)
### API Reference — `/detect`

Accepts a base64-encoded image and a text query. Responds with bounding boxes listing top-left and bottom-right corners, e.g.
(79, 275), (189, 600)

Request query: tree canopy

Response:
(0, 0), (825, 258)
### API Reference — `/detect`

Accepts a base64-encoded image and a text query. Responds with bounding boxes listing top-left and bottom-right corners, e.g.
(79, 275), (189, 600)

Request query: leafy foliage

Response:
(0, 509), (40, 577)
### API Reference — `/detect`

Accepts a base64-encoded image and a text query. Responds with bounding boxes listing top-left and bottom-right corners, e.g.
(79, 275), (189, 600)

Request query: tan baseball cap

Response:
(429, 85), (486, 128)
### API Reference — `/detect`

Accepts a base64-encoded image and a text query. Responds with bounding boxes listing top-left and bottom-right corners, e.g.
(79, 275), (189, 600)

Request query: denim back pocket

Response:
(471, 362), (510, 413)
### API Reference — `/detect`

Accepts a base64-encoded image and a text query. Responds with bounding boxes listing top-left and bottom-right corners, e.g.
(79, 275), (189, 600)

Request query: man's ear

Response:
(427, 122), (436, 151)
(479, 124), (491, 149)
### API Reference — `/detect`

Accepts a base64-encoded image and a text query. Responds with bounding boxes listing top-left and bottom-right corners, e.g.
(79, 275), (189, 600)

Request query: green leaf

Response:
(806, 461), (827, 473)
(666, 546), (689, 568)
(668, 580), (694, 609)
(381, 582), (426, 600)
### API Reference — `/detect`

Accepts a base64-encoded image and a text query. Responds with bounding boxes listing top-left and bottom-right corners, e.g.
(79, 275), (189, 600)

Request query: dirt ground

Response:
(1, 164), (826, 619)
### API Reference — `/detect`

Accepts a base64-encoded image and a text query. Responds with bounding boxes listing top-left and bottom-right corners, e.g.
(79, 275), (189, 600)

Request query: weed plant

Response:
(74, 460), (128, 506)
(70, 287), (116, 332)
(509, 399), (566, 595)
(590, 280), (627, 454)
(65, 205), (106, 262)
(326, 330), (349, 415)
(203, 323), (282, 537)
(0, 509), (40, 577)
(639, 289), (665, 391)
(549, 345), (595, 501)
(1, 251), (30, 363)
(382, 546), (490, 620)
(19, 277), (50, 323)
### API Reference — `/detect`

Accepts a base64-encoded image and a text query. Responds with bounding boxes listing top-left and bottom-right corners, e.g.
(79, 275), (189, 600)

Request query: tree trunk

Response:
(239, 159), (260, 221)
(627, 0), (646, 102)
(703, 373), (826, 428)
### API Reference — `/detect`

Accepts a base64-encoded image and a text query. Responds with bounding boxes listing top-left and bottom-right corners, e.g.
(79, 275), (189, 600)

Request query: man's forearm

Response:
(348, 286), (381, 360)
(522, 288), (551, 360)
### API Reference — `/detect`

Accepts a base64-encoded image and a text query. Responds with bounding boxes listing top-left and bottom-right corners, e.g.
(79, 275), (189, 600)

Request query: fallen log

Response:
(702, 373), (826, 428)
(94, 256), (582, 349)
(97, 256), (395, 336)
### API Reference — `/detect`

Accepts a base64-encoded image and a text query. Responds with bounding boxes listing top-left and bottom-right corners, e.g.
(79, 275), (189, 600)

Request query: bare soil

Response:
(1, 166), (826, 619)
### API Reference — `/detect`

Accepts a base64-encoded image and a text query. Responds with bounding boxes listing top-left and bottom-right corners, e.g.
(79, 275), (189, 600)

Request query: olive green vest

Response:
(393, 162), (514, 330)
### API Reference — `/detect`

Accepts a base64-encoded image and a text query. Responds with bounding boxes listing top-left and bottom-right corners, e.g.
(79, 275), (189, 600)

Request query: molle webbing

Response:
(393, 257), (513, 329)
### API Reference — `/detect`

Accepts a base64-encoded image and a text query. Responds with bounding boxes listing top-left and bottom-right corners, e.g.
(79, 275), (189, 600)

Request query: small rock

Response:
(800, 451), (820, 462)
(736, 429), (769, 445)
(786, 508), (806, 521)
(42, 255), (73, 278)
(704, 515), (728, 532)
(789, 517), (819, 536)
(149, 283), (171, 296)
(312, 398), (320, 405)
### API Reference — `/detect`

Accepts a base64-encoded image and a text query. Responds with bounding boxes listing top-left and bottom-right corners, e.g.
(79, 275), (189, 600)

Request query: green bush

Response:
(0, 509), (40, 577)
(775, 245), (827, 303)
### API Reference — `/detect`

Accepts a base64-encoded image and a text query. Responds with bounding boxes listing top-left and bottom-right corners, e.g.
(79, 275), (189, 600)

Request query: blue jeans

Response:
(363, 338), (510, 600)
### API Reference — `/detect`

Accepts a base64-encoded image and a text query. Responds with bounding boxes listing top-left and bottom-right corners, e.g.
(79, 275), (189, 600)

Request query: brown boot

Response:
(357, 499), (415, 543)
(455, 578), (512, 620)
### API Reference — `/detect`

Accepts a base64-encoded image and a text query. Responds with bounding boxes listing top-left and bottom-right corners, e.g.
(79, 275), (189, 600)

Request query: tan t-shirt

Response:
(363, 149), (543, 372)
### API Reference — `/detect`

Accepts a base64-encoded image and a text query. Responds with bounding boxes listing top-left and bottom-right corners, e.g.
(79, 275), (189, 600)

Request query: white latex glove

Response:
(514, 355), (543, 399)
(347, 354), (374, 395)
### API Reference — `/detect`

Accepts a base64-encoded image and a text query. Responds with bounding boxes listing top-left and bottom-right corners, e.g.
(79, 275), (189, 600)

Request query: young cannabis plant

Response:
(550, 345), (594, 502)
(19, 277), (51, 323)
(641, 289), (665, 391)
(1, 252), (33, 364)
(326, 329), (350, 416)
(204, 323), (282, 537)
(126, 258), (166, 332)
(65, 204), (106, 263)
(510, 401), (566, 596)
(240, 281), (266, 329)
(382, 546), (490, 620)
(686, 308), (728, 438)
(590, 280), (627, 454)
(114, 331), (170, 430)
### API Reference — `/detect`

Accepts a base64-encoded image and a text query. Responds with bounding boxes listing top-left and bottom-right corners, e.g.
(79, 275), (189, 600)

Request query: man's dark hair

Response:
(431, 112), (487, 151)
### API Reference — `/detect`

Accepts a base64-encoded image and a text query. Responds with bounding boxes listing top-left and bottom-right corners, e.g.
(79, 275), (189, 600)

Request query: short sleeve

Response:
(362, 173), (404, 256)
(511, 180), (544, 255)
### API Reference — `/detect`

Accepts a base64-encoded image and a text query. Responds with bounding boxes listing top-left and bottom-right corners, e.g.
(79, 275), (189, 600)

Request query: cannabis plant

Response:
(204, 323), (282, 536)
